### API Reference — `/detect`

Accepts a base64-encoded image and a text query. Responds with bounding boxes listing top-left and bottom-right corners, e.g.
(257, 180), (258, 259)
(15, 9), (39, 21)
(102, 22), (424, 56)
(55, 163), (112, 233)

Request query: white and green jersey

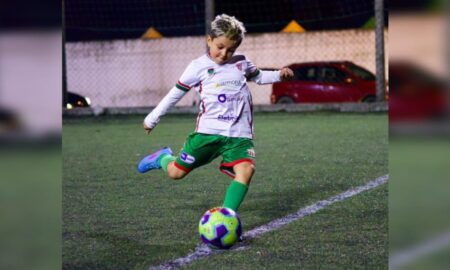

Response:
(144, 53), (281, 139)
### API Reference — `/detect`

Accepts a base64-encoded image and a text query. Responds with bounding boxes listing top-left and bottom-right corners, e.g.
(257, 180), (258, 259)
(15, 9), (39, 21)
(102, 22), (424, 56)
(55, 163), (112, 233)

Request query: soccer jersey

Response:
(144, 53), (281, 139)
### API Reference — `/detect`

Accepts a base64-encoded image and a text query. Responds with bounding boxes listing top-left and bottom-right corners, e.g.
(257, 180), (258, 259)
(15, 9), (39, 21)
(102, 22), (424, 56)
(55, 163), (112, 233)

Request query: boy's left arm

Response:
(279, 67), (294, 81)
(247, 67), (294, 84)
(244, 56), (293, 84)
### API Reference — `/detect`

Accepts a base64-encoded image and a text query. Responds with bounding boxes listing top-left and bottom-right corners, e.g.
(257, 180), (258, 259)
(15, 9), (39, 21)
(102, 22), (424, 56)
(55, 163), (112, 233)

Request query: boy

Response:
(138, 14), (293, 211)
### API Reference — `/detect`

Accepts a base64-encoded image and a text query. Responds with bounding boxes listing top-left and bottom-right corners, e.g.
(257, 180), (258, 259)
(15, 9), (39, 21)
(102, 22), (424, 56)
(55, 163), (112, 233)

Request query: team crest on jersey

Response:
(247, 148), (256, 157)
(236, 63), (243, 71)
(207, 68), (215, 76)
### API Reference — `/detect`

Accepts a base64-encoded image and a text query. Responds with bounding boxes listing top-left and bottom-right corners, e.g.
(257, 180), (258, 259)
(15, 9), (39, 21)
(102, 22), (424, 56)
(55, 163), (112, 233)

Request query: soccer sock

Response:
(159, 154), (175, 173)
(223, 180), (249, 211)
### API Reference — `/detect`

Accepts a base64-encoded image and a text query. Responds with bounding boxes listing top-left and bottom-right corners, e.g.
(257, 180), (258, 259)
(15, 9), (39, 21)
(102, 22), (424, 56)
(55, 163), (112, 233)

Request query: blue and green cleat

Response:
(137, 147), (173, 173)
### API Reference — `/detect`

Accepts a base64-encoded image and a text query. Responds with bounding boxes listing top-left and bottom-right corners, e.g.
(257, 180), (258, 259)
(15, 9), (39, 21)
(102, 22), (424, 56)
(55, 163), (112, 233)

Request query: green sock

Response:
(223, 180), (249, 211)
(159, 154), (175, 173)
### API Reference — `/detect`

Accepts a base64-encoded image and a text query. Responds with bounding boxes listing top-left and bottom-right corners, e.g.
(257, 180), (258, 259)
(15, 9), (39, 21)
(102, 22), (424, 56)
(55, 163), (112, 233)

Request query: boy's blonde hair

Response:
(210, 14), (246, 45)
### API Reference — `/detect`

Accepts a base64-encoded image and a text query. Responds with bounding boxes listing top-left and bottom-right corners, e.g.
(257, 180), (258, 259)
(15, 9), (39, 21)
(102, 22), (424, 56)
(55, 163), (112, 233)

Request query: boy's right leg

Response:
(138, 147), (188, 180)
(137, 147), (173, 173)
(138, 133), (221, 180)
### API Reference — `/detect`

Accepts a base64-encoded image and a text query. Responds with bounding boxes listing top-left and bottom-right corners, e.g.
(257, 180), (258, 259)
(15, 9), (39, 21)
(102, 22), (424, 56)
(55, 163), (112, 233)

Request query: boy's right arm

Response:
(143, 61), (200, 134)
(143, 87), (187, 133)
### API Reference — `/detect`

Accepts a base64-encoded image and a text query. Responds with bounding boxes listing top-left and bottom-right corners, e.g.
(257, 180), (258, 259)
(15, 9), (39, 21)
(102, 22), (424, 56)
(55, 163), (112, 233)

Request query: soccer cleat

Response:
(137, 147), (173, 173)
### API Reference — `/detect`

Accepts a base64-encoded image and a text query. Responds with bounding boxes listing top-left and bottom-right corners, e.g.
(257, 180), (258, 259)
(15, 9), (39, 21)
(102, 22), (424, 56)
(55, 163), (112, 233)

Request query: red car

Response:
(389, 61), (448, 122)
(271, 61), (381, 104)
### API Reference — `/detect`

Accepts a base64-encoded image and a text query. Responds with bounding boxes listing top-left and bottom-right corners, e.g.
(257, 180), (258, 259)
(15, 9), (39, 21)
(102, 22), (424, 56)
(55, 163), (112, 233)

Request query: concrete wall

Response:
(66, 29), (386, 107)
(0, 31), (62, 136)
(389, 14), (445, 77)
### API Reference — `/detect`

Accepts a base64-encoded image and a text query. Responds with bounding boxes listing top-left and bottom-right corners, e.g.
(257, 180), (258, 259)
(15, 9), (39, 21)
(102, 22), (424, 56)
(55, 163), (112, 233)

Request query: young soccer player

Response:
(138, 14), (293, 212)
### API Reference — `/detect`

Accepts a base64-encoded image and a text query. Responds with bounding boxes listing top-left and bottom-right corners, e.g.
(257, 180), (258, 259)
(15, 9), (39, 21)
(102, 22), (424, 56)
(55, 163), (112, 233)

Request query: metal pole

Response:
(375, 0), (386, 101)
(205, 0), (214, 36)
(446, 3), (450, 120)
(62, 0), (68, 108)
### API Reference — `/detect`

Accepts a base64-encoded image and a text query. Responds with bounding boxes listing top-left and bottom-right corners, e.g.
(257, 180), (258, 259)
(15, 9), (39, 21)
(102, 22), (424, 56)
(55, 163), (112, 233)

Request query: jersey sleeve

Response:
(143, 62), (200, 129)
(143, 87), (187, 129)
(244, 57), (281, 85)
(175, 61), (201, 92)
(244, 57), (260, 80)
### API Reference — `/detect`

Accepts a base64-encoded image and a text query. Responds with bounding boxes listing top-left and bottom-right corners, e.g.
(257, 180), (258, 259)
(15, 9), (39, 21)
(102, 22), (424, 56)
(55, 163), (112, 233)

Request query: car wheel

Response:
(276, 96), (295, 104)
(362, 95), (376, 103)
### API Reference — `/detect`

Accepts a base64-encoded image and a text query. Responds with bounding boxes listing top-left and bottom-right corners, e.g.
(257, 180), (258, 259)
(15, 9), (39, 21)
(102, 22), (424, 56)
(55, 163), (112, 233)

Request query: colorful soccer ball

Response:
(198, 207), (242, 249)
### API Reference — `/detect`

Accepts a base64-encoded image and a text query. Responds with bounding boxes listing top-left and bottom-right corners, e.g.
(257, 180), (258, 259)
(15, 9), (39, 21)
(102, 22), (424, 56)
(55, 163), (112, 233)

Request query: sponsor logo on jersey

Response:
(218, 114), (236, 121)
(227, 95), (244, 102)
(218, 80), (241, 87)
(180, 152), (196, 164)
(247, 148), (256, 157)
(218, 94), (227, 103)
(217, 94), (244, 103)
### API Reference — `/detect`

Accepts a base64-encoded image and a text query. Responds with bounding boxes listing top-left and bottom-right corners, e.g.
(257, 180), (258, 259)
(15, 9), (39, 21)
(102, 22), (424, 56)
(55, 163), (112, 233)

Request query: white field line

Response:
(149, 174), (389, 270)
(389, 229), (450, 270)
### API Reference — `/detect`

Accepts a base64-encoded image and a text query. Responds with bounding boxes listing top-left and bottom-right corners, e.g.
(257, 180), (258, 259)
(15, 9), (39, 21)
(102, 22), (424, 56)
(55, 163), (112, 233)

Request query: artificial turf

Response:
(63, 112), (388, 269)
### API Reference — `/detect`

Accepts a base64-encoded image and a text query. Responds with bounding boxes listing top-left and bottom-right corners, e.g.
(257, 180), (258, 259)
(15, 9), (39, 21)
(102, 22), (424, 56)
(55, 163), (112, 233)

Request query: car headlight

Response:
(85, 97), (91, 105)
(66, 103), (73, 109)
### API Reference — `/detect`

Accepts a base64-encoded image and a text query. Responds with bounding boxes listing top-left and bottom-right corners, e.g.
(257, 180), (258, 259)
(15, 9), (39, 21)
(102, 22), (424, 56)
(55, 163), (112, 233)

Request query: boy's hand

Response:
(280, 67), (294, 81)
(143, 122), (152, 134)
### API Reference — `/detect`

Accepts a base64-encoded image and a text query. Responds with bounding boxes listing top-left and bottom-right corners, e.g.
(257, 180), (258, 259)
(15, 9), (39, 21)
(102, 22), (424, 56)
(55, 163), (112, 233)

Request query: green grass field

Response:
(0, 147), (61, 270)
(389, 138), (450, 270)
(63, 112), (388, 270)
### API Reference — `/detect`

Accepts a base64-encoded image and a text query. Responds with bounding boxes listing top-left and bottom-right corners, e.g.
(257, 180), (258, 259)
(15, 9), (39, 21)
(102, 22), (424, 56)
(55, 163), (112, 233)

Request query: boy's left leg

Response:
(220, 138), (256, 212)
(223, 162), (255, 211)
(233, 161), (255, 185)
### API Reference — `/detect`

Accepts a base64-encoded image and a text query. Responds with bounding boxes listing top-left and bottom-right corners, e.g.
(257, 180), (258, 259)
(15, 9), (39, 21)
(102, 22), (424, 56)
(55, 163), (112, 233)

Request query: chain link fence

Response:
(64, 0), (387, 108)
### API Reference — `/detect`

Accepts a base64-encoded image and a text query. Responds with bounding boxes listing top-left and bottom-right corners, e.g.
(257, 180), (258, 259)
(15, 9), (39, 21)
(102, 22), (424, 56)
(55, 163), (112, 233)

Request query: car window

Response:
(293, 67), (317, 81)
(346, 64), (376, 81)
(319, 67), (347, 83)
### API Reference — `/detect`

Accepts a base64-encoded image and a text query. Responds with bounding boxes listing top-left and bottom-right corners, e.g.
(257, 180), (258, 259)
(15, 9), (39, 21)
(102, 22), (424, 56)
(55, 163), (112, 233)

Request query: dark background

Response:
(63, 0), (388, 41)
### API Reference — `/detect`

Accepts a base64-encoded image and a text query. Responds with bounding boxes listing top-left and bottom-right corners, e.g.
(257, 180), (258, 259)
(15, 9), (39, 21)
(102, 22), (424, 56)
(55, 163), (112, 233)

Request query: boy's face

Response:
(207, 35), (239, 65)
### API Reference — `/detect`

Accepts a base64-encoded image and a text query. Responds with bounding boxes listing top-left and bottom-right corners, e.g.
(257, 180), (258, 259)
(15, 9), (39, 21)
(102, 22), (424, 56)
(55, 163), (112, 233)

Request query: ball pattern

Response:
(199, 207), (242, 249)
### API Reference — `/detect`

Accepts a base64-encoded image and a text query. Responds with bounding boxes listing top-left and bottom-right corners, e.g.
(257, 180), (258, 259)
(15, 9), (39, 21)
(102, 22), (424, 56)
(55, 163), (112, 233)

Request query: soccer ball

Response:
(198, 207), (242, 249)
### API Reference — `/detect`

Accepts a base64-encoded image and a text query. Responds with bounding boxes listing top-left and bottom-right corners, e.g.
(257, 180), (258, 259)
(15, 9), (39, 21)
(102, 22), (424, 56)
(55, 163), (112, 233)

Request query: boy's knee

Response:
(167, 168), (187, 180)
(244, 163), (255, 175)
(248, 164), (256, 176)
(165, 162), (188, 180)
(235, 162), (255, 177)
(233, 162), (255, 185)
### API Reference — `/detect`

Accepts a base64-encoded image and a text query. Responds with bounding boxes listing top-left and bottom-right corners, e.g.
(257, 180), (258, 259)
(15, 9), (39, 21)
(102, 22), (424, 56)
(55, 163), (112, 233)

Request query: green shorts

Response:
(174, 132), (255, 178)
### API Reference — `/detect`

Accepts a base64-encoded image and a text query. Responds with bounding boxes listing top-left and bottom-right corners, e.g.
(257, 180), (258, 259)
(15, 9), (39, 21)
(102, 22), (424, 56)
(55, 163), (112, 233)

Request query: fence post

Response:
(375, 0), (386, 101)
(205, 0), (214, 36)
(62, 0), (68, 108)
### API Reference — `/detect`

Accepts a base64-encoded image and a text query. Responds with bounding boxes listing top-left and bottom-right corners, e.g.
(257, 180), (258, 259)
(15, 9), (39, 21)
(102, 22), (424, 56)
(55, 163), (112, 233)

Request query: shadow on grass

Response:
(242, 180), (352, 222)
(63, 231), (190, 270)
